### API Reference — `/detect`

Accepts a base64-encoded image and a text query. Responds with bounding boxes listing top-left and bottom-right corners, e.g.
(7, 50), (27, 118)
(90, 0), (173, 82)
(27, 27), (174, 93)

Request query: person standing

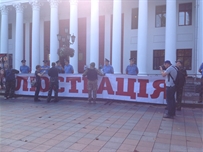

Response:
(198, 62), (203, 103)
(82, 62), (104, 103)
(56, 60), (64, 73)
(41, 60), (50, 74)
(175, 60), (187, 110)
(47, 62), (59, 103)
(34, 65), (45, 102)
(126, 58), (139, 75)
(102, 58), (114, 74)
(0, 67), (4, 89)
(64, 60), (74, 74)
(4, 65), (19, 99)
(20, 59), (30, 74)
(160, 60), (177, 119)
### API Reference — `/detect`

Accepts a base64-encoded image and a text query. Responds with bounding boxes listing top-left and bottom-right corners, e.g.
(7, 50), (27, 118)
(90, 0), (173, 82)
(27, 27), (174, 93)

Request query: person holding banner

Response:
(4, 65), (19, 99)
(64, 60), (74, 74)
(126, 58), (139, 75)
(20, 60), (30, 73)
(47, 62), (59, 103)
(56, 60), (64, 73)
(102, 58), (114, 74)
(34, 65), (45, 102)
(83, 62), (104, 103)
(41, 60), (50, 74)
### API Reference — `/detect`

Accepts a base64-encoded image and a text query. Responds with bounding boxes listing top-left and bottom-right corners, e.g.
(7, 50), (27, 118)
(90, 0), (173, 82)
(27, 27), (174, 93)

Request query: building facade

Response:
(0, 0), (202, 75)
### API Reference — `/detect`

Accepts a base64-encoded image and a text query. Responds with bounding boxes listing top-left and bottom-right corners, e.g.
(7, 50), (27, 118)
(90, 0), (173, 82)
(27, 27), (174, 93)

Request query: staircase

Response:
(182, 76), (201, 103)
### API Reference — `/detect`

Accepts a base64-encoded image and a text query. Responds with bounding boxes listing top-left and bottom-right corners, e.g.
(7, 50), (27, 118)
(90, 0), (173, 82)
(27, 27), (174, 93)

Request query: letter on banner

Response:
(40, 76), (49, 92)
(97, 77), (114, 94)
(58, 76), (65, 93)
(16, 76), (29, 91)
(116, 78), (136, 99)
(66, 77), (81, 93)
(82, 77), (88, 93)
(137, 79), (149, 98)
(150, 80), (166, 99)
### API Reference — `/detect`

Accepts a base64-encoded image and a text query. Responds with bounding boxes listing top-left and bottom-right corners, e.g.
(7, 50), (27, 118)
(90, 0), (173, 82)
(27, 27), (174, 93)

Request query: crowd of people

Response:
(0, 57), (202, 115)
(0, 58), (138, 102)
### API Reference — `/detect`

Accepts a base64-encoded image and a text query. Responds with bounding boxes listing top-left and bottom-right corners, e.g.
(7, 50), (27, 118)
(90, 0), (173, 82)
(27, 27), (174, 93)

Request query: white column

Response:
(69, 0), (78, 73)
(137, 0), (148, 75)
(197, 0), (203, 71)
(13, 3), (24, 70)
(0, 5), (9, 54)
(25, 22), (30, 66)
(112, 0), (122, 74)
(165, 0), (177, 64)
(49, 0), (59, 64)
(90, 0), (99, 68)
(86, 16), (90, 65)
(40, 20), (44, 63)
(105, 14), (111, 62)
(30, 1), (42, 73)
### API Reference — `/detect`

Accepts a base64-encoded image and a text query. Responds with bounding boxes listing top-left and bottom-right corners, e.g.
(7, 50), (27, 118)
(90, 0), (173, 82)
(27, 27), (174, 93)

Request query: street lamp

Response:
(57, 28), (76, 68)
(57, 28), (75, 46)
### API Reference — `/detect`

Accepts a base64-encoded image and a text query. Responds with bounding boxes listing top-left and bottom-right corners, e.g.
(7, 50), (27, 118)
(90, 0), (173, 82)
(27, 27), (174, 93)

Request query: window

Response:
(155, 5), (166, 27)
(176, 49), (192, 70)
(8, 23), (12, 39)
(179, 3), (192, 26)
(153, 50), (165, 70)
(130, 50), (137, 64)
(131, 8), (138, 29)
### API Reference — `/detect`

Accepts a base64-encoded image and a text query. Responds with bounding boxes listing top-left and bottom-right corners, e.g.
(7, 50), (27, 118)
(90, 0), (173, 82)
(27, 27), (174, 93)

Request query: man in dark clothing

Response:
(47, 62), (59, 103)
(83, 62), (104, 103)
(56, 60), (64, 73)
(4, 65), (19, 99)
(198, 62), (203, 103)
(175, 60), (187, 111)
(160, 60), (177, 119)
(34, 65), (45, 102)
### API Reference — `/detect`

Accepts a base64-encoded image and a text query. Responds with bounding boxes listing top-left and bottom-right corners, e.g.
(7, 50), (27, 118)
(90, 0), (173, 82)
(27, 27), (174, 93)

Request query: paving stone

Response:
(0, 97), (202, 152)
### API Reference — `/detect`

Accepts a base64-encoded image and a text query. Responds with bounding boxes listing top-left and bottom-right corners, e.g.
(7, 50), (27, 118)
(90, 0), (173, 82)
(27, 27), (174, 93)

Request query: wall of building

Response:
(0, 0), (200, 74)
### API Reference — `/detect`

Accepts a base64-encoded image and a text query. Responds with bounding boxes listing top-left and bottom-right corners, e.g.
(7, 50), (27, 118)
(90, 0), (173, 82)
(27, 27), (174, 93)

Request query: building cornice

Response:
(1, 0), (28, 5)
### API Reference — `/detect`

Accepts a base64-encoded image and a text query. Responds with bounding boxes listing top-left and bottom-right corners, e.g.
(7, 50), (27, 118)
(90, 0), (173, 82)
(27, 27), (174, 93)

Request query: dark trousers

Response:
(176, 87), (183, 109)
(0, 78), (3, 88)
(199, 77), (203, 102)
(5, 80), (16, 98)
(166, 86), (176, 116)
(47, 81), (59, 102)
(34, 83), (41, 101)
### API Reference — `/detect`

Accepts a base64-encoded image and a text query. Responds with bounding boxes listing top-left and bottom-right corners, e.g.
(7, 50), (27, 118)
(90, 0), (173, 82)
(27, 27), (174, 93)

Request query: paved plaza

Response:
(0, 96), (203, 152)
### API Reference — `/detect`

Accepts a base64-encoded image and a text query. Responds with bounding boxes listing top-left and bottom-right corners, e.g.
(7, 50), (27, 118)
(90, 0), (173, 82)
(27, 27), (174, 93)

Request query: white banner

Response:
(15, 74), (166, 104)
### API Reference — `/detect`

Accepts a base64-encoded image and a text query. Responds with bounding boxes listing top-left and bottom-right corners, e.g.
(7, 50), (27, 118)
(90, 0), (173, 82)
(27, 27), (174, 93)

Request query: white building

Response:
(0, 0), (202, 75)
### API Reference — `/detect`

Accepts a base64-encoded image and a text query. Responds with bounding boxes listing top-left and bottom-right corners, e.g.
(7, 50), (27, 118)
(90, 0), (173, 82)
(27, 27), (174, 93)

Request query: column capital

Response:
(29, 1), (43, 11)
(13, 3), (26, 13)
(70, 0), (78, 5)
(48, 0), (61, 8)
(0, 5), (10, 15)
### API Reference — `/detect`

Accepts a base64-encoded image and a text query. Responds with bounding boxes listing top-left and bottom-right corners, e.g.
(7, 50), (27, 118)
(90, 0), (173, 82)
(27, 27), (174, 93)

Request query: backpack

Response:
(5, 69), (19, 81)
(169, 66), (186, 88)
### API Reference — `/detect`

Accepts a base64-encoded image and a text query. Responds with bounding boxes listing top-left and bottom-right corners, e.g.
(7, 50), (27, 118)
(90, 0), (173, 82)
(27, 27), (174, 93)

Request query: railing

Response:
(144, 74), (202, 105)
(182, 75), (202, 105)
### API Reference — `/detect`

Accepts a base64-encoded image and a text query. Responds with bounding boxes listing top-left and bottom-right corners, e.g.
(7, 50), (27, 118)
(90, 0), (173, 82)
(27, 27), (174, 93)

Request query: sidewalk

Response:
(0, 96), (202, 152)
